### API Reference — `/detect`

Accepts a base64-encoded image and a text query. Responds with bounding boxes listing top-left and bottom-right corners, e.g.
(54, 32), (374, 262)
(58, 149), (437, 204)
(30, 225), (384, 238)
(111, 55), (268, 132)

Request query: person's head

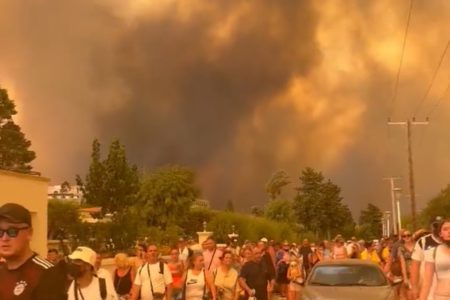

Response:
(401, 230), (412, 243)
(220, 250), (233, 267)
(146, 244), (159, 263)
(170, 247), (180, 261)
(323, 240), (329, 248)
(335, 238), (344, 246)
(189, 252), (204, 270)
(177, 238), (186, 249)
(203, 238), (215, 251)
(0, 203), (33, 260)
(282, 241), (290, 251)
(431, 216), (444, 237)
(302, 239), (309, 247)
(114, 253), (130, 269)
(251, 246), (263, 263)
(438, 219), (450, 246)
(365, 241), (374, 250)
(317, 242), (325, 252)
(259, 237), (268, 250)
(241, 247), (252, 261)
(136, 243), (146, 259)
(47, 248), (59, 264)
(68, 246), (97, 279)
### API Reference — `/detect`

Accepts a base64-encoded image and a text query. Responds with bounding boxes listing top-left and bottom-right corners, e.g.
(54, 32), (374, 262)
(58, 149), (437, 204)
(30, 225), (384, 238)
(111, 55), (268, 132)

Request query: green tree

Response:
(265, 170), (290, 200)
(47, 199), (81, 239)
(420, 185), (450, 225)
(225, 199), (235, 212)
(77, 139), (139, 213)
(139, 165), (200, 229)
(250, 205), (264, 217)
(264, 199), (295, 223)
(0, 87), (36, 172)
(293, 167), (354, 238)
(358, 203), (383, 239)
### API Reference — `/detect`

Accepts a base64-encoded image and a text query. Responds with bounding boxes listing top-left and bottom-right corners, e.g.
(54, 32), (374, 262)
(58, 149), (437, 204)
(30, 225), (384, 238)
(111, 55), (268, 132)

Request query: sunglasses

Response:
(0, 226), (29, 238)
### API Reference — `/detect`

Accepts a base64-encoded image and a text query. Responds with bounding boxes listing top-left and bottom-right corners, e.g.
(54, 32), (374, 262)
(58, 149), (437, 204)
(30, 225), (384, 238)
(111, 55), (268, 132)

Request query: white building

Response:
(48, 184), (83, 202)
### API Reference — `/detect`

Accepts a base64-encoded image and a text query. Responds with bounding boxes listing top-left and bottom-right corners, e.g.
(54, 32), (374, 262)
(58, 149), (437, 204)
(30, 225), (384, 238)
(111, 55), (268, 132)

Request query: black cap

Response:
(0, 203), (32, 226)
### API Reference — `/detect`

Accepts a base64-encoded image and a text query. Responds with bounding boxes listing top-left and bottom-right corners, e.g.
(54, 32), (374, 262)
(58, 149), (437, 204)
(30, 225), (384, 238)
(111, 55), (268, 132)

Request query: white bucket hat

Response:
(69, 246), (97, 268)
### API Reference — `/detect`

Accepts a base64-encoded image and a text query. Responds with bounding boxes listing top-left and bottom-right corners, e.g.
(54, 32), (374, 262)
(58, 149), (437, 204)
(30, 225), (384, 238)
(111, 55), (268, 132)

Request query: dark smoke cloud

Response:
(0, 0), (449, 216)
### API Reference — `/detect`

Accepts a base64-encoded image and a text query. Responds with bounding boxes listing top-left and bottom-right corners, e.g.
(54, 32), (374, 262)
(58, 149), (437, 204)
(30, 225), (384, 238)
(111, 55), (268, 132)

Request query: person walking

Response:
(130, 244), (173, 300)
(114, 253), (134, 299)
(419, 219), (450, 300)
(398, 231), (414, 300)
(203, 238), (222, 273)
(214, 251), (238, 300)
(0, 203), (67, 299)
(168, 248), (184, 300)
(183, 252), (217, 300)
(410, 218), (443, 300)
(238, 247), (274, 300)
(332, 237), (348, 260)
(299, 239), (313, 277)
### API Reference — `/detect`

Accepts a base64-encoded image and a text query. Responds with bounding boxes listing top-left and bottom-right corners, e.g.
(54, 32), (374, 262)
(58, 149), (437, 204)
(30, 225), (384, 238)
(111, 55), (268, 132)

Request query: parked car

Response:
(302, 259), (398, 300)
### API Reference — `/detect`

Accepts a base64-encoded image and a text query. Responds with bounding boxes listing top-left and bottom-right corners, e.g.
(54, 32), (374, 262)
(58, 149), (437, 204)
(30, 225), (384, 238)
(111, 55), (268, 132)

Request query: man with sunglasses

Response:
(0, 202), (66, 299)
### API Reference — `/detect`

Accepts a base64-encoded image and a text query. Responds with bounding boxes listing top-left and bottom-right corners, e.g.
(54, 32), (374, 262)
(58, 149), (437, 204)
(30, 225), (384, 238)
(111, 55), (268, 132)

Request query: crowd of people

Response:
(0, 202), (449, 300)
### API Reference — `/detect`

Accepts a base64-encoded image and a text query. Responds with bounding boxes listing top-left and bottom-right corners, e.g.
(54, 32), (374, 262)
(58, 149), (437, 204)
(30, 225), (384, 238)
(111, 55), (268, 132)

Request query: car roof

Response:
(313, 259), (380, 267)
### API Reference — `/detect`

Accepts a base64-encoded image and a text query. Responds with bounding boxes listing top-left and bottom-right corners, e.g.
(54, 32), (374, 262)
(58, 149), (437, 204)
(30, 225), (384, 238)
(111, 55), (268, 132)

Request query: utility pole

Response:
(388, 118), (429, 230)
(394, 187), (402, 232)
(384, 177), (401, 235)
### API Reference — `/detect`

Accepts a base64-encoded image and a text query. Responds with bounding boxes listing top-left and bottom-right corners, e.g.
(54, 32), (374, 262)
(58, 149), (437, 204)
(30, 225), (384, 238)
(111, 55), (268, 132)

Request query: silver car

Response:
(302, 259), (399, 300)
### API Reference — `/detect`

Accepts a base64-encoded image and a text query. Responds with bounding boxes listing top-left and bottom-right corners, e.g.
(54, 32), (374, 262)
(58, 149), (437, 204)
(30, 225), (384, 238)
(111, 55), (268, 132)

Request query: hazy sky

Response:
(0, 0), (449, 216)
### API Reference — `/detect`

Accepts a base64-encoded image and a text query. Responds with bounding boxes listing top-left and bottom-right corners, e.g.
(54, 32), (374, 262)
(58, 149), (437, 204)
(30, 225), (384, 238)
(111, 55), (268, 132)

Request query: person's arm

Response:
(33, 267), (67, 300)
(205, 271), (217, 300)
(164, 264), (174, 300)
(238, 277), (254, 296)
(130, 266), (143, 300)
(399, 250), (409, 287)
(419, 261), (435, 300)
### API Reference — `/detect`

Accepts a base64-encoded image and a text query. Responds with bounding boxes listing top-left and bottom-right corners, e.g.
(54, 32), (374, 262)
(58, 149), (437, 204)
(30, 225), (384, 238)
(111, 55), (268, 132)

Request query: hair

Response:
(220, 250), (233, 260)
(114, 253), (130, 269)
(187, 252), (203, 269)
(438, 219), (450, 235)
(137, 243), (147, 252)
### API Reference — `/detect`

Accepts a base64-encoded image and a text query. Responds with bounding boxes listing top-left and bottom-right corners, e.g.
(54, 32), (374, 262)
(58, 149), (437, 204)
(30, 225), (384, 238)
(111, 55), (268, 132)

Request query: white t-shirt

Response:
(97, 267), (113, 281)
(134, 262), (173, 300)
(68, 276), (117, 300)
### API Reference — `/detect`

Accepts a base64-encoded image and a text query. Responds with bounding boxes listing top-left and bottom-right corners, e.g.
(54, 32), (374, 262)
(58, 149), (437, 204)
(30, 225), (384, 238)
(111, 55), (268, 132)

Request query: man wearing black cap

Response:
(0, 202), (66, 299)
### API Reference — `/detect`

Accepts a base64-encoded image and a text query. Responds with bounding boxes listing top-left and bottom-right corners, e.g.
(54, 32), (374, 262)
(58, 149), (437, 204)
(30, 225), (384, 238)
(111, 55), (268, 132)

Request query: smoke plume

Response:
(0, 0), (449, 215)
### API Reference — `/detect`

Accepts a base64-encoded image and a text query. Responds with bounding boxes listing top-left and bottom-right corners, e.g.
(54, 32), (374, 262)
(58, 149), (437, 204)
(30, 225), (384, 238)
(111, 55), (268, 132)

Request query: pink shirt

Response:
(203, 248), (222, 271)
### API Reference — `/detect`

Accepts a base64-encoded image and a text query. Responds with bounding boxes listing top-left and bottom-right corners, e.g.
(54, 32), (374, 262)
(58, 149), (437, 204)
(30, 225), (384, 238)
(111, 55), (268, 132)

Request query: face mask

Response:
(68, 263), (84, 278)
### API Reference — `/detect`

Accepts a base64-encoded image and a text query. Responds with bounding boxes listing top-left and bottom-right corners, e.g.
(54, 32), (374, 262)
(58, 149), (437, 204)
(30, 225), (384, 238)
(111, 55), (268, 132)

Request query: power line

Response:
(427, 82), (450, 118)
(389, 0), (415, 118)
(413, 39), (450, 117)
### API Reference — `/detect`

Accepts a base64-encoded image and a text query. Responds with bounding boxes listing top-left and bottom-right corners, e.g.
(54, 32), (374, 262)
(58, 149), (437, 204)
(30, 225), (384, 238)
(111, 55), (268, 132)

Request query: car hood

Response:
(303, 285), (395, 300)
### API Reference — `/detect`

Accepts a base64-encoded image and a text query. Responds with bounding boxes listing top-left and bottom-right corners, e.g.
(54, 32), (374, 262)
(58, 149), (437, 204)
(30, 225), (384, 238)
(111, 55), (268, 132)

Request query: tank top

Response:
(185, 269), (206, 300)
(169, 262), (183, 288)
(435, 245), (450, 280)
(114, 267), (133, 295)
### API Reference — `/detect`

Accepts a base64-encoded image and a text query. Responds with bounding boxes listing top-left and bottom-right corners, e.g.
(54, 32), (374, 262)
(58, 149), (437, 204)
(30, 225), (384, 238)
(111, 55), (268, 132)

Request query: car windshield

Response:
(308, 264), (388, 287)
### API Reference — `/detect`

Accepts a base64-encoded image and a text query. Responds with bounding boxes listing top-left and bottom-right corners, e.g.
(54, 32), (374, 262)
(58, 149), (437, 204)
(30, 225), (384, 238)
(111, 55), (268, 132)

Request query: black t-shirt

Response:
(239, 261), (271, 300)
(261, 252), (275, 279)
(0, 254), (67, 300)
(299, 246), (312, 267)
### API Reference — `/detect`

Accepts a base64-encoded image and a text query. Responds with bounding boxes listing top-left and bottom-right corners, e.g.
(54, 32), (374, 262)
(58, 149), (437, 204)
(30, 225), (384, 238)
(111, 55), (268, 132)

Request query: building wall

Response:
(0, 170), (49, 256)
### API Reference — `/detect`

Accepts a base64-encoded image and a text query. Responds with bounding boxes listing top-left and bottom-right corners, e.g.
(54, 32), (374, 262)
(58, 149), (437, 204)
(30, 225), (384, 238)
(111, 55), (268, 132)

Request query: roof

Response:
(314, 259), (380, 267)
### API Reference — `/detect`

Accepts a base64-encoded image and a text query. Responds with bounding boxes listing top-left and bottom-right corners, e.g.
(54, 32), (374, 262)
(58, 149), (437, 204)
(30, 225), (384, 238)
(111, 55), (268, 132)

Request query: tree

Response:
(60, 181), (71, 194)
(265, 170), (290, 200)
(47, 199), (81, 239)
(77, 139), (139, 213)
(358, 203), (383, 239)
(138, 165), (200, 230)
(420, 185), (450, 225)
(250, 206), (264, 217)
(0, 87), (36, 172)
(293, 167), (354, 238)
(264, 199), (295, 223)
(225, 199), (235, 212)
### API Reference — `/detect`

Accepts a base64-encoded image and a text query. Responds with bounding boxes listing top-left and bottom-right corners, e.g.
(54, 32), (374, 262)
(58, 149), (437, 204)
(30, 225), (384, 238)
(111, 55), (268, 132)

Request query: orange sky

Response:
(0, 0), (449, 214)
